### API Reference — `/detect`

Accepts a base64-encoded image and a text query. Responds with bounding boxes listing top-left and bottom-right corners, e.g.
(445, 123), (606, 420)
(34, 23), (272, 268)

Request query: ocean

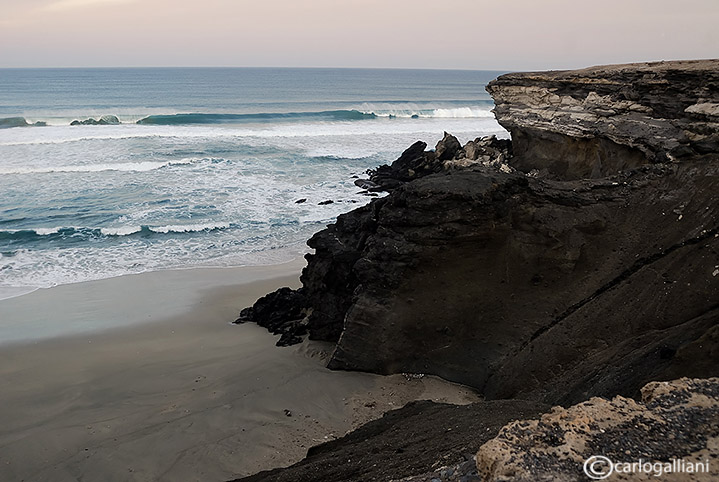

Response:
(0, 68), (507, 300)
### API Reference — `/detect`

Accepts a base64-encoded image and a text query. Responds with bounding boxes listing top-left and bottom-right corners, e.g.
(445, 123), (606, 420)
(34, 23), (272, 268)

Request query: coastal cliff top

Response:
(494, 58), (719, 80)
(486, 58), (719, 177)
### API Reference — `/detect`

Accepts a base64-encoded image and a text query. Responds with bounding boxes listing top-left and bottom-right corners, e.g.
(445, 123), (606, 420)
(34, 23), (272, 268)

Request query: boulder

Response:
(434, 132), (461, 161)
(477, 377), (719, 481)
(234, 287), (308, 346)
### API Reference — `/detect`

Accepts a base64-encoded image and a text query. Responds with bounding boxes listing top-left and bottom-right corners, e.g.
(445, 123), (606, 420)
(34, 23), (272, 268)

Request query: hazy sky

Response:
(0, 0), (717, 70)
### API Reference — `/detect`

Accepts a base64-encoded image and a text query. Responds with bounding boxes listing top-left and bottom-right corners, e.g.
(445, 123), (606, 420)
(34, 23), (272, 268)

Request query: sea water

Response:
(0, 68), (507, 299)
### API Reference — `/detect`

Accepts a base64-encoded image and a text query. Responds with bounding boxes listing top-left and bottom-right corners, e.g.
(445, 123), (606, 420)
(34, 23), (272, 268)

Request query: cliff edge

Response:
(487, 59), (719, 179)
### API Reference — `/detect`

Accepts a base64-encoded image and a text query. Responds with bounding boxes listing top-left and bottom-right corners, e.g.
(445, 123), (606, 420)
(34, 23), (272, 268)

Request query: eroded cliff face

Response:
(326, 161), (719, 404)
(237, 60), (719, 406)
(487, 60), (719, 179)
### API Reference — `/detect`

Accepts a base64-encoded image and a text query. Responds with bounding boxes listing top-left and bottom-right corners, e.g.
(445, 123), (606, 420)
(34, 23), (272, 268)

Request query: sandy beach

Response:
(0, 262), (479, 482)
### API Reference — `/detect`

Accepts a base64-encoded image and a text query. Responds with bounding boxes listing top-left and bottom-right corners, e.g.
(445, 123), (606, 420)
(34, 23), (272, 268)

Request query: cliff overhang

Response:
(487, 59), (719, 179)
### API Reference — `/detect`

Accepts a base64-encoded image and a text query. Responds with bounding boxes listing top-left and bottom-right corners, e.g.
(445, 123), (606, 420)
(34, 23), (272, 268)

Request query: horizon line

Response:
(1, 57), (712, 72)
(0, 65), (514, 72)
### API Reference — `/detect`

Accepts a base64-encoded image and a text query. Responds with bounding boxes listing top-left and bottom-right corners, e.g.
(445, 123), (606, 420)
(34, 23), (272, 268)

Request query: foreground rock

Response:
(477, 377), (719, 481)
(487, 59), (719, 179)
(231, 399), (549, 482)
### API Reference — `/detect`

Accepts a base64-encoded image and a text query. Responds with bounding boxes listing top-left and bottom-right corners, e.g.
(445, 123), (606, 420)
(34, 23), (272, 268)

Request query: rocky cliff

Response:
(235, 59), (719, 481)
(237, 60), (718, 405)
(487, 60), (719, 179)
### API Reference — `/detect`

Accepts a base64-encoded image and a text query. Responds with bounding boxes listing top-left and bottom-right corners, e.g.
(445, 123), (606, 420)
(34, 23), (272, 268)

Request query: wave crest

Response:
(136, 110), (376, 125)
(0, 117), (47, 129)
(357, 105), (493, 119)
(0, 160), (195, 175)
(0, 106), (493, 130)
(0, 223), (231, 241)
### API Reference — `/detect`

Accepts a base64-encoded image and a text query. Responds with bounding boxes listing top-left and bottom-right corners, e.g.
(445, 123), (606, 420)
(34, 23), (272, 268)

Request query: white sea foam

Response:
(149, 223), (231, 234)
(100, 226), (143, 236)
(0, 227), (76, 236)
(358, 104), (494, 119)
(33, 227), (65, 235)
(2, 223), (233, 237)
(0, 159), (194, 175)
(431, 107), (494, 118)
(0, 112), (506, 294)
(0, 116), (504, 147)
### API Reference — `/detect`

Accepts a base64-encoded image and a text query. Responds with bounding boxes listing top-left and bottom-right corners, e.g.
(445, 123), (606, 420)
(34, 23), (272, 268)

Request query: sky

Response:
(0, 0), (717, 70)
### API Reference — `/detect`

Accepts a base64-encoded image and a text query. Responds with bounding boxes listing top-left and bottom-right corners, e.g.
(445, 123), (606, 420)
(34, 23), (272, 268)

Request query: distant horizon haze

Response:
(0, 0), (717, 71)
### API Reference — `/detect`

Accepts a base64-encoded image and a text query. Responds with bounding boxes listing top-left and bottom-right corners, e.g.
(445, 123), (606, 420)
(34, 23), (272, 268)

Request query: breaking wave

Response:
(0, 117), (47, 129)
(1, 105), (494, 130)
(0, 160), (195, 175)
(0, 223), (231, 241)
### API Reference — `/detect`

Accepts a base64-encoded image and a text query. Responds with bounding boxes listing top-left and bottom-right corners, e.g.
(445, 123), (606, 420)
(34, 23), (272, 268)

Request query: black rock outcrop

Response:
(362, 133), (512, 191)
(237, 60), (719, 405)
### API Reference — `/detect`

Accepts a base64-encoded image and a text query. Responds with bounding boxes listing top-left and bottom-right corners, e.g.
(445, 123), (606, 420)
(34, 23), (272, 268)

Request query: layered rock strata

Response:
(487, 59), (719, 179)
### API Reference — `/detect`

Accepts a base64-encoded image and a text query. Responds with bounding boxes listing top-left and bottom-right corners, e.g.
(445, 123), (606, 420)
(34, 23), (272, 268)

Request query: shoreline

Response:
(0, 261), (479, 481)
(0, 240), (312, 303)
(0, 257), (308, 346)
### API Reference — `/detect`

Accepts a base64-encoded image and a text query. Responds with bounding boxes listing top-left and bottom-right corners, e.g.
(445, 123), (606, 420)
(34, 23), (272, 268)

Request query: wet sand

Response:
(0, 263), (479, 481)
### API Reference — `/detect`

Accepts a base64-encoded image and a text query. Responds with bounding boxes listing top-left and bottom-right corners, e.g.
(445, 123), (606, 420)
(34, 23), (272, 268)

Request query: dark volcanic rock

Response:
(236, 134), (512, 347)
(327, 161), (719, 404)
(363, 134), (512, 191)
(487, 59), (719, 179)
(299, 202), (380, 342)
(238, 60), (719, 402)
(231, 399), (549, 482)
(435, 131), (462, 161)
(241, 156), (719, 399)
(234, 287), (309, 346)
(366, 140), (431, 189)
(353, 179), (381, 190)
